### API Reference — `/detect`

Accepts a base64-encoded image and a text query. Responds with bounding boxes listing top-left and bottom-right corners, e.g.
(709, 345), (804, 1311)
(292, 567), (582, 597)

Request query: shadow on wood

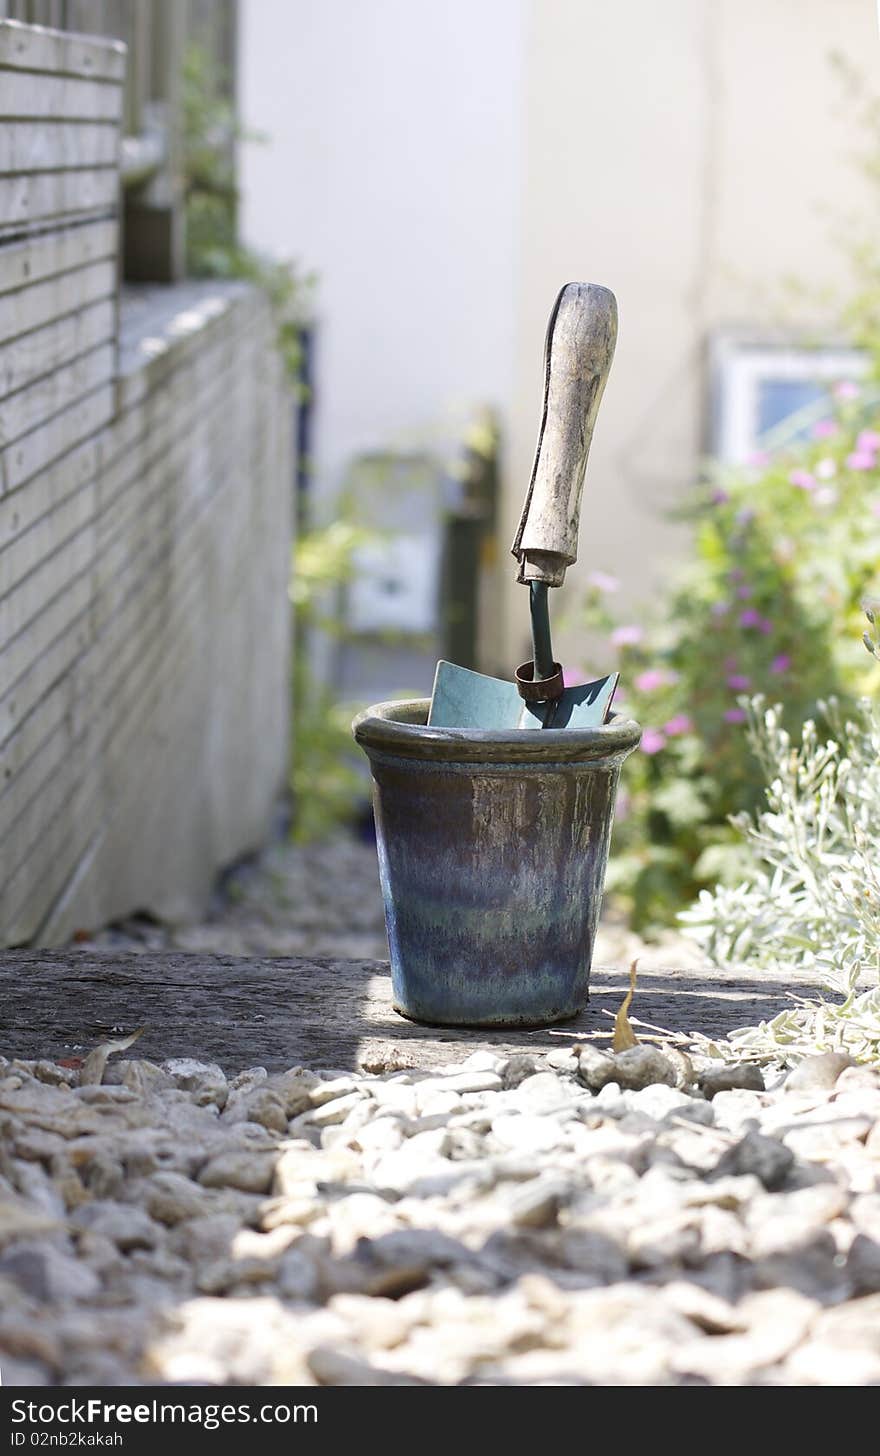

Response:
(0, 950), (826, 1072)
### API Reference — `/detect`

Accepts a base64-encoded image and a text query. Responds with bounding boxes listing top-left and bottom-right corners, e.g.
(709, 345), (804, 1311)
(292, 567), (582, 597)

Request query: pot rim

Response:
(352, 697), (642, 764)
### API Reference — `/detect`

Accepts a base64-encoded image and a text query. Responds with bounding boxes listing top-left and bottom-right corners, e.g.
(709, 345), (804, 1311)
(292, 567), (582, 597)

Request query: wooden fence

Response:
(0, 0), (238, 280)
(0, 14), (293, 945)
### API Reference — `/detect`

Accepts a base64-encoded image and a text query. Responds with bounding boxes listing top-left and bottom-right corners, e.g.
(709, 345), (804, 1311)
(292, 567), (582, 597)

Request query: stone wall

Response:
(0, 19), (293, 944)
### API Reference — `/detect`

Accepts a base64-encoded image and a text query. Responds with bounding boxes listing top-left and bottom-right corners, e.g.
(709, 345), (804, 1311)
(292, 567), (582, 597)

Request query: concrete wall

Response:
(0, 19), (293, 945)
(508, 0), (879, 664)
(239, 0), (877, 668)
(237, 0), (526, 495)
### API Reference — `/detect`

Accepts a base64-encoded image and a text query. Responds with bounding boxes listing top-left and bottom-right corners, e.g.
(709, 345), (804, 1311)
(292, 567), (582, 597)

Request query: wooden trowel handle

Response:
(512, 282), (618, 587)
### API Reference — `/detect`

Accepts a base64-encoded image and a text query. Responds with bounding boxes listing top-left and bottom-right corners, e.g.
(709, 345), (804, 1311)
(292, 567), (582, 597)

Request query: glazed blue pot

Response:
(353, 698), (641, 1028)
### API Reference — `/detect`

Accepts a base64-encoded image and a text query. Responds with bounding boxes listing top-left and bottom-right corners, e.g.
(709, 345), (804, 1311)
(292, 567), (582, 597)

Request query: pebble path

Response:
(1, 838), (877, 1386)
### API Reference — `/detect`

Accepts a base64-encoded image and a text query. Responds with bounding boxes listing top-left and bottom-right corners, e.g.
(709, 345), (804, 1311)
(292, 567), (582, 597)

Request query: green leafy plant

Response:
(181, 43), (314, 386)
(287, 521), (377, 841)
(675, 624), (880, 1066)
(579, 397), (880, 930)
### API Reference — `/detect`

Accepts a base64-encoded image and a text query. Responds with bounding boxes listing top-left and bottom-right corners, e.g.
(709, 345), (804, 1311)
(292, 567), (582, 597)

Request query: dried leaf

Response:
(612, 960), (639, 1052)
(79, 1026), (145, 1087)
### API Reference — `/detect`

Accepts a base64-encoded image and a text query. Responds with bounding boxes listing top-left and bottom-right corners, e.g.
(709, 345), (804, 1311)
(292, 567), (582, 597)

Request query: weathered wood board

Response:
(0, 17), (126, 81)
(0, 950), (826, 1073)
(0, 221), (116, 297)
(0, 120), (119, 175)
(0, 167), (118, 238)
(0, 14), (294, 950)
(0, 297), (116, 403)
(0, 283), (292, 946)
(0, 260), (116, 339)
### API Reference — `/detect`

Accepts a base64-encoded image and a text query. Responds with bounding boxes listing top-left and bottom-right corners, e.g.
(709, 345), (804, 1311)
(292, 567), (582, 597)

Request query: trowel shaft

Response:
(529, 583), (555, 681)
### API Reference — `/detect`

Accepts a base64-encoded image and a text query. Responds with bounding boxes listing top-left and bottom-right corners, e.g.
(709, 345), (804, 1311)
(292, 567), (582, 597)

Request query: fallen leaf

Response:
(79, 1026), (146, 1087)
(612, 959), (639, 1052)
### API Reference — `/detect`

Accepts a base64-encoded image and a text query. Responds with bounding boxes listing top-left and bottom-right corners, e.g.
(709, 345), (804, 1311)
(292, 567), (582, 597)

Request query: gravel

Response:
(2, 834), (874, 1386)
(0, 1042), (879, 1386)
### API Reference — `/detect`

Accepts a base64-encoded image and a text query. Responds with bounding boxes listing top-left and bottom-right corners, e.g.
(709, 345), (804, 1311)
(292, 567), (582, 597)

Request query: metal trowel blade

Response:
(428, 661), (619, 730)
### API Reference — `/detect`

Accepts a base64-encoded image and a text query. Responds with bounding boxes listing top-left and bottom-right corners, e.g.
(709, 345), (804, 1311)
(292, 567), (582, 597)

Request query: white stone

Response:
(421, 1071), (503, 1095)
(491, 1113), (568, 1155)
(307, 1092), (369, 1128)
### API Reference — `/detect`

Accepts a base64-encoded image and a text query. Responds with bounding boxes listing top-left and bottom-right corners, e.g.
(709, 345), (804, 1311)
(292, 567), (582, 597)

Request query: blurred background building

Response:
(238, 0), (878, 678)
(1, 0), (879, 944)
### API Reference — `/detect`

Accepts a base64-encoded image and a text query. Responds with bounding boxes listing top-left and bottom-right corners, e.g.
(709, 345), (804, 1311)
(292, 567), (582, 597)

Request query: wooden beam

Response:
(0, 950), (823, 1073)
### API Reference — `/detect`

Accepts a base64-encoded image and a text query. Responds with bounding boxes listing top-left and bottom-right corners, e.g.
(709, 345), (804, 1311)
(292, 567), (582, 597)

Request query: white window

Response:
(709, 333), (870, 464)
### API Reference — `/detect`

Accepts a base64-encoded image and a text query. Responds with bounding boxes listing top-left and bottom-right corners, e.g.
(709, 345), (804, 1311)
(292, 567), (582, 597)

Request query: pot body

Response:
(353, 699), (641, 1028)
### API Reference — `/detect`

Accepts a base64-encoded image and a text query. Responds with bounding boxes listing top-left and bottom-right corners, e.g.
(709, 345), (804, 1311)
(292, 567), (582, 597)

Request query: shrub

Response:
(580, 389), (880, 930)
(677, 670), (880, 1067)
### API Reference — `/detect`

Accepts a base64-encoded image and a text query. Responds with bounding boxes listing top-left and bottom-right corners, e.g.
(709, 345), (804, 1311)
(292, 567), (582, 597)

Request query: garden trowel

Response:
(428, 281), (619, 730)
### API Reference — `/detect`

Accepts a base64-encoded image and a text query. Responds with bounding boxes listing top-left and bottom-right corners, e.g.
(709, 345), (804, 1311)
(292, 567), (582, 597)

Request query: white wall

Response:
(238, 0), (526, 498)
(240, 0), (879, 668)
(508, 0), (879, 665)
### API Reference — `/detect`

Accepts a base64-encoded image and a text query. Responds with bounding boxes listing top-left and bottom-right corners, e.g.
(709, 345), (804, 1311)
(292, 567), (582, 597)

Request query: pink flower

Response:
(770, 654), (791, 674)
(815, 457), (837, 479)
(758, 617), (774, 636)
(747, 451), (770, 468)
(711, 601), (730, 617)
(634, 668), (679, 693)
(611, 624), (644, 647)
(723, 707), (747, 724)
(711, 488), (730, 505)
(811, 419), (837, 439)
(739, 608), (761, 629)
(814, 486), (838, 509)
(724, 656), (739, 671)
(727, 674), (751, 691)
(729, 568), (745, 582)
(789, 469), (815, 491)
(735, 507), (756, 526)
(846, 450), (875, 471)
(664, 714), (693, 736)
(857, 430), (880, 452)
(736, 584), (753, 600)
(562, 666), (586, 687)
(834, 380), (860, 400)
(587, 571), (620, 593)
(640, 728), (666, 755)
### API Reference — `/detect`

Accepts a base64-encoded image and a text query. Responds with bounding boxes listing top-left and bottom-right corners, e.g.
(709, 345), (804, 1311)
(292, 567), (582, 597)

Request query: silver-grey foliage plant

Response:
(679, 683), (880, 1065)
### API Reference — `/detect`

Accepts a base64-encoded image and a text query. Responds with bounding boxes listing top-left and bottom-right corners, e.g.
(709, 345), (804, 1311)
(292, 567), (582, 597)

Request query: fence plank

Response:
(0, 380), (114, 492)
(0, 119), (119, 174)
(0, 68), (123, 121)
(0, 296), (115, 400)
(0, 166), (118, 236)
(0, 258), (116, 341)
(0, 219), (116, 296)
(0, 339), (115, 445)
(0, 16), (126, 81)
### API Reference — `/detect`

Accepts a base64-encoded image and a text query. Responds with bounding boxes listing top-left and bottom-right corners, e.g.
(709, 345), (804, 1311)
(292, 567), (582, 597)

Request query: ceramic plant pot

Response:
(353, 698), (641, 1027)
